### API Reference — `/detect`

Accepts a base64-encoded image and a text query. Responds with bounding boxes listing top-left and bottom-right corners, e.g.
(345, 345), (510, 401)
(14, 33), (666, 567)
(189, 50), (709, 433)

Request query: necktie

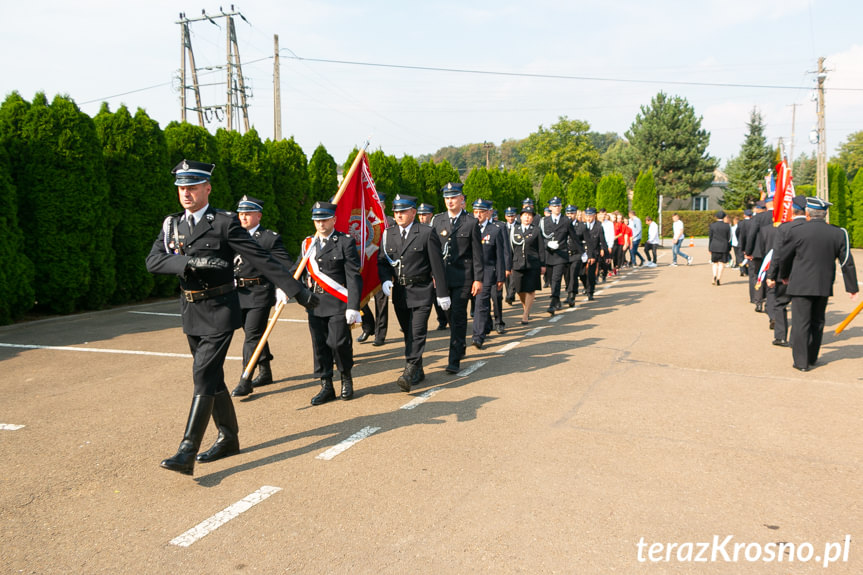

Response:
(451, 216), (457, 226)
(187, 215), (195, 233)
(401, 228), (407, 241)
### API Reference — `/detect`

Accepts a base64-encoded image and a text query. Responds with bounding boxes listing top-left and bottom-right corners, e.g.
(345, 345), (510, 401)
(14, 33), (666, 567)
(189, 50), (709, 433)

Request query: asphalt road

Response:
(1, 242), (861, 574)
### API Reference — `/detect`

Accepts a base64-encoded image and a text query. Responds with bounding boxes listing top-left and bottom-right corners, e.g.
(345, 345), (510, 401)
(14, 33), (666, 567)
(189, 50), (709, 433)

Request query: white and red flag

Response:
(332, 150), (386, 307)
(773, 159), (794, 224)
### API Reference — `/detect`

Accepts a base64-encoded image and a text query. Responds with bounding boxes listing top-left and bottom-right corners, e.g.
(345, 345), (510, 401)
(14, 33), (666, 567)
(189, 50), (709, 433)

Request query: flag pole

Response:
(237, 145), (371, 386)
(834, 298), (863, 335)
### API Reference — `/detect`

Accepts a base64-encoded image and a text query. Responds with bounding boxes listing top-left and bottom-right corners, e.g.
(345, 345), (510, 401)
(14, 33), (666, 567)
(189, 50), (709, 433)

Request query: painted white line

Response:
(525, 326), (547, 337)
(496, 341), (520, 354)
(316, 426), (381, 460)
(595, 289), (606, 295)
(0, 343), (242, 361)
(548, 315), (563, 323)
(457, 360), (487, 377)
(0, 424), (25, 431)
(400, 387), (445, 410)
(169, 486), (282, 547)
(130, 311), (307, 324)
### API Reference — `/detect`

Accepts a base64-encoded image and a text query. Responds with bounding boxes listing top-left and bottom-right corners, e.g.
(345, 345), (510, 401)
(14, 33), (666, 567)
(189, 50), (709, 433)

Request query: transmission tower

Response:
(176, 7), (251, 132)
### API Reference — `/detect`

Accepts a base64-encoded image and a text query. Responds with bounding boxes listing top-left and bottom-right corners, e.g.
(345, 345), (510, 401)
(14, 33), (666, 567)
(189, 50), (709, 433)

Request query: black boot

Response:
(412, 366), (425, 385)
(197, 391), (240, 463)
(161, 395), (214, 475)
(340, 371), (354, 400)
(311, 378), (336, 405)
(231, 375), (253, 397)
(553, 297), (562, 310)
(397, 364), (416, 392)
(251, 361), (273, 387)
(565, 293), (575, 307)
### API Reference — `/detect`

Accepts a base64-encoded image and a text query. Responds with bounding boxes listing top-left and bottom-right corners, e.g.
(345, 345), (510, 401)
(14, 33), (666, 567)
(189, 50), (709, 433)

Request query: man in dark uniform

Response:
(564, 204), (586, 306)
(538, 196), (576, 315)
(470, 198), (507, 349)
(745, 199), (773, 312)
(736, 209), (753, 277)
(358, 193), (394, 346)
(431, 182), (483, 374)
(765, 195), (807, 346)
(146, 160), (318, 476)
(230, 196), (293, 397)
(503, 206), (518, 306)
(378, 194), (449, 391)
(296, 201), (363, 404)
(778, 197), (858, 371)
(490, 205), (512, 334)
(582, 207), (608, 301)
(417, 203), (435, 225)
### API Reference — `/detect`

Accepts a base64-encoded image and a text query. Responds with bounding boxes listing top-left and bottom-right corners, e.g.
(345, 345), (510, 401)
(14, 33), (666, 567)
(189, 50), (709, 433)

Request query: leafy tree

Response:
(832, 130), (863, 181)
(164, 122), (232, 210)
(722, 108), (773, 210)
(367, 150), (401, 213)
(566, 171), (596, 210)
(625, 92), (717, 199)
(793, 151), (817, 186)
(596, 173), (627, 214)
(0, 141), (34, 323)
(599, 139), (638, 186)
(538, 171), (564, 205)
(522, 116), (601, 186)
(851, 170), (863, 248)
(588, 132), (621, 155)
(828, 163), (849, 230)
(20, 94), (114, 313)
(268, 136), (309, 252)
(464, 167), (492, 207)
(632, 169), (659, 222)
(94, 104), (172, 303)
(308, 144), (338, 205)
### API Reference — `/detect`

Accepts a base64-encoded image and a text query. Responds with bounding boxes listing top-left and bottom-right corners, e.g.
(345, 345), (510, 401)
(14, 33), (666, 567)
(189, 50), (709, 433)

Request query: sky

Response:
(3, 0), (862, 171)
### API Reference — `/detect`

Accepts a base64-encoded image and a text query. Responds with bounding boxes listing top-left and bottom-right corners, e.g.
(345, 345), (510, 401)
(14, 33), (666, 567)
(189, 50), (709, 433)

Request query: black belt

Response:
(183, 283), (235, 302)
(237, 277), (267, 288)
(397, 274), (431, 286)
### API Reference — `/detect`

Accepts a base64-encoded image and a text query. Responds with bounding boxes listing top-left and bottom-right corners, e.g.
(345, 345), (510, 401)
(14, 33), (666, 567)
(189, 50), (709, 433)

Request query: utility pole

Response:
(815, 57), (829, 219)
(788, 102), (798, 173)
(483, 141), (493, 170)
(274, 34), (282, 141)
(177, 14), (205, 127)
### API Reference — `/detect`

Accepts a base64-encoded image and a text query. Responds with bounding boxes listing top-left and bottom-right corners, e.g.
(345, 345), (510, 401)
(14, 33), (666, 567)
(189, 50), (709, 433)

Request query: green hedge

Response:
(660, 210), (744, 238)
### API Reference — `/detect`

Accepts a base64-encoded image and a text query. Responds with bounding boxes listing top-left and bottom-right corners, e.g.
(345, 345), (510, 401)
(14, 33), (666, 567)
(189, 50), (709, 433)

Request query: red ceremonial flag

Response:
(773, 159), (794, 224)
(333, 151), (386, 308)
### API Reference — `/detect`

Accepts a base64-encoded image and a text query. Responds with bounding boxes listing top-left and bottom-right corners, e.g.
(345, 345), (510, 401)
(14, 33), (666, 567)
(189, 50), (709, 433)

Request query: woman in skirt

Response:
(509, 205), (546, 324)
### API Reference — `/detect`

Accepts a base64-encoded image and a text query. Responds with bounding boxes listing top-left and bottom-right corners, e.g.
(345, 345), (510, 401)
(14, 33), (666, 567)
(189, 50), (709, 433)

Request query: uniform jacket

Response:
(377, 222), (448, 307)
(778, 219), (858, 297)
(539, 215), (578, 265)
(708, 220), (731, 254)
(478, 220), (507, 284)
(582, 221), (608, 261)
(736, 218), (750, 252)
(146, 206), (302, 336)
(294, 231), (362, 318)
(494, 220), (513, 272)
(510, 222), (545, 271)
(569, 221), (586, 259)
(745, 210), (773, 258)
(235, 226), (294, 310)
(431, 211), (484, 287)
(766, 216), (806, 281)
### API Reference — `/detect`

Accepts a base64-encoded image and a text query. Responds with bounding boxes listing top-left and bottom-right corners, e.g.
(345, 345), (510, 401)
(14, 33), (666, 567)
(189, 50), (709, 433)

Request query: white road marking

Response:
(0, 424), (25, 431)
(316, 426), (381, 460)
(548, 315), (563, 323)
(0, 343), (242, 361)
(400, 387), (445, 410)
(595, 289), (606, 295)
(129, 311), (307, 323)
(525, 326), (547, 337)
(169, 486), (282, 547)
(456, 360), (487, 377)
(496, 342), (520, 354)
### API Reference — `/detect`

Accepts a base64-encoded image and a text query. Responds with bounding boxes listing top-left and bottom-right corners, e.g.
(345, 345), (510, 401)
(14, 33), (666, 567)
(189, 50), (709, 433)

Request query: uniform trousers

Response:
(772, 284), (790, 341)
(546, 263), (566, 300)
(445, 283), (472, 366)
(490, 283), (504, 328)
(749, 257), (764, 304)
(308, 314), (353, 379)
(240, 306), (273, 367)
(472, 281), (494, 341)
(585, 261), (598, 295)
(790, 295), (828, 368)
(360, 290), (389, 341)
(188, 332), (234, 396)
(391, 287), (432, 367)
(567, 259), (584, 296)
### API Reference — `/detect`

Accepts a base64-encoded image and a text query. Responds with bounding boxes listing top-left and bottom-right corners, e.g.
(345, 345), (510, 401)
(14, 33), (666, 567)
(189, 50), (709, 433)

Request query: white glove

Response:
(275, 288), (288, 305)
(382, 280), (393, 297)
(345, 309), (362, 325)
(437, 296), (451, 311)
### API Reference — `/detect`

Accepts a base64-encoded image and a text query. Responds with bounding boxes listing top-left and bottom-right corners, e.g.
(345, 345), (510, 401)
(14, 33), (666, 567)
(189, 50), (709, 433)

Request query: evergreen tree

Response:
(513, 169), (535, 206)
(464, 167), (492, 207)
(538, 171), (564, 205)
(419, 160), (439, 208)
(722, 108), (772, 209)
(832, 130), (863, 181)
(566, 171), (595, 210)
(20, 94), (114, 313)
(434, 159), (461, 212)
(632, 169), (659, 222)
(596, 173), (627, 213)
(94, 104), (172, 303)
(400, 155), (422, 202)
(0, 141), (35, 324)
(793, 151), (817, 186)
(164, 122), (232, 210)
(367, 150), (401, 213)
(828, 163), (849, 230)
(216, 128), (277, 227)
(851, 170), (863, 248)
(625, 92), (717, 199)
(308, 144), (338, 205)
(267, 137), (309, 253)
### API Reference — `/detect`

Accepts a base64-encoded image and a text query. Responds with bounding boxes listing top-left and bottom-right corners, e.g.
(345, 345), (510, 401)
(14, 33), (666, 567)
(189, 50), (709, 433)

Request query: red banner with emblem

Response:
(333, 150), (385, 308)
(773, 159), (794, 224)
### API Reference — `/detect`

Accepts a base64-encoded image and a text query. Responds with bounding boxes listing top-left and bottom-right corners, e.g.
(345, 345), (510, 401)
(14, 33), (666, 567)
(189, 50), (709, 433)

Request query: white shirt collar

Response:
(247, 224), (260, 236)
(186, 204), (209, 225)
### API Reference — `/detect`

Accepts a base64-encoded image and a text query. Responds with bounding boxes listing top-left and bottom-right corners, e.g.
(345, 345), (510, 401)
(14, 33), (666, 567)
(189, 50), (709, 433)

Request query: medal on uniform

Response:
(441, 230), (447, 237)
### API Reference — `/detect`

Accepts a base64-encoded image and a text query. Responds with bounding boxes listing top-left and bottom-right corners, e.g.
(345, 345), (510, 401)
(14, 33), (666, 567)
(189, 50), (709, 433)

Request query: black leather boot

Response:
(197, 391), (240, 462)
(161, 395), (214, 475)
(412, 366), (425, 385)
(251, 361), (273, 387)
(397, 364), (416, 392)
(231, 376), (253, 397)
(311, 378), (336, 405)
(565, 293), (575, 307)
(340, 372), (354, 400)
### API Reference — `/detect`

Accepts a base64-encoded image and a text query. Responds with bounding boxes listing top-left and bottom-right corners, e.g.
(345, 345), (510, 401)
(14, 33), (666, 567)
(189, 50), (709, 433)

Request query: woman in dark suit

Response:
(708, 210), (731, 285)
(510, 205), (546, 324)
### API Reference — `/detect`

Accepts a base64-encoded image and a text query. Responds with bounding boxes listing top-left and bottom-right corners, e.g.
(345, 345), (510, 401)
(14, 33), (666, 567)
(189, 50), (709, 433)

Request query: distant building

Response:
(662, 169), (728, 211)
